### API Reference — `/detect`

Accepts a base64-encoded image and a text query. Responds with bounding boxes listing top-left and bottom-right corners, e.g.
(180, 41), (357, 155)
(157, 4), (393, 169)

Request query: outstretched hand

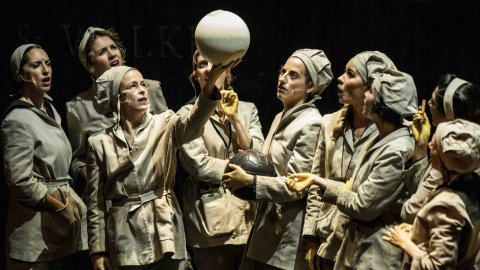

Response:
(412, 100), (431, 143)
(204, 59), (243, 99)
(222, 163), (253, 193)
(382, 224), (412, 249)
(286, 173), (320, 191)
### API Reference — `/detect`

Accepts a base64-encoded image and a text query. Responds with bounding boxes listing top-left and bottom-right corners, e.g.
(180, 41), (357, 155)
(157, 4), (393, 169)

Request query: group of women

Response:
(2, 25), (480, 270)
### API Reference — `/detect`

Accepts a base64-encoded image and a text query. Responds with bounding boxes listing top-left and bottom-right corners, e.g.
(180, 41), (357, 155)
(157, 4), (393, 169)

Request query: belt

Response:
(198, 181), (223, 195)
(43, 177), (70, 187)
(112, 187), (171, 212)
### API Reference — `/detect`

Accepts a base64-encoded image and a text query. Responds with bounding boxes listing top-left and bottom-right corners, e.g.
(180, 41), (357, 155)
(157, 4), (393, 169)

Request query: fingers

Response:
(421, 100), (426, 114)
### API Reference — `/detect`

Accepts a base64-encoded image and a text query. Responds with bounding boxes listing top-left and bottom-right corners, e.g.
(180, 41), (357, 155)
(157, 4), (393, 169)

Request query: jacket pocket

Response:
(43, 188), (81, 245)
(106, 206), (129, 253)
(253, 203), (292, 249)
(199, 192), (237, 238)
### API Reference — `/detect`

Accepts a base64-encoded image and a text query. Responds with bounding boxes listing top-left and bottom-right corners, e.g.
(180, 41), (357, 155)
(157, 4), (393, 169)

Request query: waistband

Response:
(112, 187), (172, 212)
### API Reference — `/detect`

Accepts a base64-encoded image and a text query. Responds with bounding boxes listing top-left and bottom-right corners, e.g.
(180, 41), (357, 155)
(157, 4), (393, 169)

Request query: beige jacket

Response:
(178, 100), (264, 248)
(410, 178), (480, 269)
(321, 127), (414, 269)
(2, 96), (87, 262)
(66, 79), (167, 185)
(304, 109), (378, 260)
(244, 101), (322, 270)
(85, 92), (217, 266)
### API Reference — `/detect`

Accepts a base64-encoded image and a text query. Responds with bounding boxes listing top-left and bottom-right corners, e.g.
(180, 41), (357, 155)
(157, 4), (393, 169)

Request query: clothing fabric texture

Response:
(66, 79), (167, 188)
(409, 177), (480, 269)
(85, 91), (218, 267)
(303, 109), (378, 261)
(2, 95), (87, 263)
(241, 101), (322, 270)
(320, 127), (414, 269)
(178, 100), (264, 249)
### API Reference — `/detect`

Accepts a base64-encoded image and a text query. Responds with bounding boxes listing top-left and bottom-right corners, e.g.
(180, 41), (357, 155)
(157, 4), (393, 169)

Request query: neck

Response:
(21, 87), (45, 109)
(283, 97), (306, 112)
(351, 104), (369, 129)
(122, 109), (145, 134)
(373, 117), (399, 140)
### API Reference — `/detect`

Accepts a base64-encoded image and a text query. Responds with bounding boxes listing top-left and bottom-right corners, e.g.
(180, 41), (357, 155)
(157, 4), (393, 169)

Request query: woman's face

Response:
(337, 60), (368, 107)
(195, 54), (226, 90)
(91, 36), (124, 78)
(120, 70), (149, 112)
(362, 82), (375, 119)
(21, 48), (52, 93)
(428, 86), (447, 127)
(428, 135), (442, 171)
(277, 57), (312, 103)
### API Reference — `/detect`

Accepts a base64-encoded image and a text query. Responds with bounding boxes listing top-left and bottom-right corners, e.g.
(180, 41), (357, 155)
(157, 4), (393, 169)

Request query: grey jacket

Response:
(321, 127), (414, 269)
(178, 101), (264, 248)
(66, 79), (167, 186)
(304, 109), (378, 261)
(244, 101), (322, 270)
(2, 95), (87, 262)
(85, 92), (217, 266)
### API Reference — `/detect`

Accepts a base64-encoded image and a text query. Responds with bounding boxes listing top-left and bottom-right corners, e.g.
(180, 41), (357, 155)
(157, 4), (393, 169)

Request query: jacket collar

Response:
(3, 94), (59, 127)
(360, 126), (411, 158)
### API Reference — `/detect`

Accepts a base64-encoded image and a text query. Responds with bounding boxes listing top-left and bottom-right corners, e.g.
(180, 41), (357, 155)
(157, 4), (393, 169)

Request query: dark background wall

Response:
(1, 0), (479, 268)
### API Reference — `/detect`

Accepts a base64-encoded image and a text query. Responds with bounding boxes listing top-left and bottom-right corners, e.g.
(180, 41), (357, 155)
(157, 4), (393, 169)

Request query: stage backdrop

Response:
(0, 0), (479, 268)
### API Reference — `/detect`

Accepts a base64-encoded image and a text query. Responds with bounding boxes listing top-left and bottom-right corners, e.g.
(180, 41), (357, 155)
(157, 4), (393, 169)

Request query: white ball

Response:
(195, 10), (250, 65)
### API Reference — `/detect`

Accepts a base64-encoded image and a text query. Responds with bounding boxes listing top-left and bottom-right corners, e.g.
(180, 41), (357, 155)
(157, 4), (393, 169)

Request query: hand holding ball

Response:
(195, 10), (250, 65)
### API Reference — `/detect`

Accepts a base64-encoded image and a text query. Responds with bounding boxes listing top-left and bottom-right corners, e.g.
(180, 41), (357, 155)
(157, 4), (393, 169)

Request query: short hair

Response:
(85, 28), (126, 72)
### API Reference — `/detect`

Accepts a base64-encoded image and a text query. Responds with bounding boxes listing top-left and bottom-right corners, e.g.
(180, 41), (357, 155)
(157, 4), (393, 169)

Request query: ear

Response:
(305, 82), (314, 94)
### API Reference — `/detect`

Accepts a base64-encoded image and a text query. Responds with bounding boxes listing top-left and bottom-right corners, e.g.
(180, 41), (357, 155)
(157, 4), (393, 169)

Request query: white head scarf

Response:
(10, 44), (42, 83)
(443, 78), (469, 121)
(78, 27), (106, 71)
(291, 49), (333, 100)
(435, 119), (480, 174)
(373, 69), (418, 118)
(351, 51), (397, 83)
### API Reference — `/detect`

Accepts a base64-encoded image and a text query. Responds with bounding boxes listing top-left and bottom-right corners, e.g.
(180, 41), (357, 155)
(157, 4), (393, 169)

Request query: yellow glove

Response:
(343, 178), (352, 190)
(412, 103), (431, 143)
(219, 90), (239, 116)
(305, 240), (320, 270)
(91, 254), (112, 270)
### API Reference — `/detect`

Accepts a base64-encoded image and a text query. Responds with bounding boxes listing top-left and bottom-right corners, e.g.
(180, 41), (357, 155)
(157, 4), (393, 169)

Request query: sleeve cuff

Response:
(321, 180), (344, 204)
(29, 183), (49, 207)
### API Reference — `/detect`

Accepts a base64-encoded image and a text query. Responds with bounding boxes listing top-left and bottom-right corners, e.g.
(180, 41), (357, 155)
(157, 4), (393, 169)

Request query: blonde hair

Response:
(324, 104), (353, 178)
(188, 50), (233, 96)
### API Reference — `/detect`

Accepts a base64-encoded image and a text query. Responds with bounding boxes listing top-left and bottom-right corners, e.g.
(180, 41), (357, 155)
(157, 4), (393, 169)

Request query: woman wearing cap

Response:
(177, 50), (264, 270)
(402, 75), (480, 224)
(222, 49), (333, 270)
(66, 27), (168, 195)
(384, 119), (480, 269)
(301, 51), (395, 270)
(85, 60), (238, 269)
(2, 44), (87, 269)
(288, 69), (417, 269)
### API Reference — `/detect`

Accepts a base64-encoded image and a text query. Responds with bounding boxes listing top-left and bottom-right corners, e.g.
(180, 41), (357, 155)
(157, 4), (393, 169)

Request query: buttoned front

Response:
(178, 101), (264, 248)
(321, 127), (414, 269)
(2, 96), (87, 263)
(67, 79), (168, 185)
(304, 109), (378, 261)
(244, 101), (322, 270)
(85, 92), (217, 267)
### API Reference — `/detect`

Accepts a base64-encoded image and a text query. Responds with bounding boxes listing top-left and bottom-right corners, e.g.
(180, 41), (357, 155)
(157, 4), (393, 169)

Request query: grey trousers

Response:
(192, 244), (246, 270)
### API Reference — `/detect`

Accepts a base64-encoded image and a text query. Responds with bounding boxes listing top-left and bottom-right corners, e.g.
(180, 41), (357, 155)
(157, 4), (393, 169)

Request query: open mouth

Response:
(278, 84), (286, 91)
(138, 97), (148, 102)
(42, 77), (51, 86)
(110, 60), (120, 67)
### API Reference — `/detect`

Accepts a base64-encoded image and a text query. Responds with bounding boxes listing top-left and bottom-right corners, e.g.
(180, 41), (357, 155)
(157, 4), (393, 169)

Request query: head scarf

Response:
(435, 119), (480, 174)
(373, 69), (418, 118)
(10, 44), (42, 83)
(443, 78), (469, 121)
(78, 27), (106, 71)
(351, 51), (397, 83)
(291, 49), (333, 99)
(95, 65), (136, 123)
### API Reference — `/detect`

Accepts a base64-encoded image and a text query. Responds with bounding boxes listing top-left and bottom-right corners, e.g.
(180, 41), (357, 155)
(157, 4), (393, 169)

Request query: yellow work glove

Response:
(219, 90), (239, 116)
(412, 105), (431, 143)
(305, 240), (320, 270)
(91, 254), (112, 270)
(343, 178), (352, 190)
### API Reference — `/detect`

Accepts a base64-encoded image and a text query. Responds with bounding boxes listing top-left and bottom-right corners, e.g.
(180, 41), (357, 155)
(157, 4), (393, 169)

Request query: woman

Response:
(288, 69), (417, 269)
(402, 74), (480, 224)
(384, 119), (480, 269)
(85, 61), (237, 269)
(302, 51), (395, 269)
(3, 44), (87, 269)
(223, 49), (333, 270)
(66, 27), (168, 195)
(177, 50), (264, 270)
